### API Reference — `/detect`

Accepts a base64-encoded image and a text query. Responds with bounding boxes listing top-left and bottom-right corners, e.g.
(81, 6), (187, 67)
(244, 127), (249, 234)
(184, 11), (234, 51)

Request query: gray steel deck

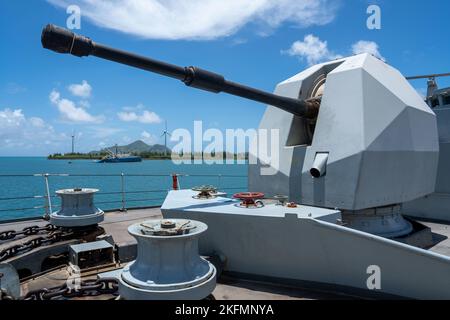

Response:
(2, 208), (450, 257)
(2, 208), (450, 300)
(421, 220), (450, 256)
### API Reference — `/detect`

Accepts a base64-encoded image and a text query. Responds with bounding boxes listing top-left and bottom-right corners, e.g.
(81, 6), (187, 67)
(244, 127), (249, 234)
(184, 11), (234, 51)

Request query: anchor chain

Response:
(19, 278), (119, 300)
(0, 224), (58, 242)
(0, 226), (104, 262)
(2, 275), (207, 300)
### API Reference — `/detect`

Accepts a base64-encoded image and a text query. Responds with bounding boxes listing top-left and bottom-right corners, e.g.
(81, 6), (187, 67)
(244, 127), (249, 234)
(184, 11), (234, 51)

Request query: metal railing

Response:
(0, 173), (247, 222)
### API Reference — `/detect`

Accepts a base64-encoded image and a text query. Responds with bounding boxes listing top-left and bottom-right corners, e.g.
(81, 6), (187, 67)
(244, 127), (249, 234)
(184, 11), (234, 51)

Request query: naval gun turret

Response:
(41, 24), (320, 120)
(41, 25), (439, 239)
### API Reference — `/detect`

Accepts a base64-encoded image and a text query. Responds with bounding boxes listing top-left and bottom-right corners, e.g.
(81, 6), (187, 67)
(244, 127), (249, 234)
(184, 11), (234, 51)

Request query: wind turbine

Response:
(71, 130), (75, 154)
(161, 120), (171, 157)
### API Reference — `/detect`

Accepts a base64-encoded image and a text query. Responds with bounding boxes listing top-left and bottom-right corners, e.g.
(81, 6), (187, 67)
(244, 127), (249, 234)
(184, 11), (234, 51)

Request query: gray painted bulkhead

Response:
(162, 190), (450, 299)
(404, 103), (450, 221)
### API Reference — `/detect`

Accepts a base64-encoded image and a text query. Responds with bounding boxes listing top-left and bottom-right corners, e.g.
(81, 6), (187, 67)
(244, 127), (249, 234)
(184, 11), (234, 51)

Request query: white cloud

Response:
(283, 34), (342, 65)
(47, 0), (338, 40)
(284, 35), (384, 65)
(141, 130), (157, 144)
(0, 108), (65, 151)
(230, 38), (248, 46)
(50, 90), (103, 123)
(122, 104), (145, 112)
(351, 40), (385, 61)
(117, 107), (162, 124)
(49, 90), (60, 104)
(79, 100), (91, 108)
(29, 117), (46, 128)
(141, 131), (151, 139)
(68, 80), (92, 98)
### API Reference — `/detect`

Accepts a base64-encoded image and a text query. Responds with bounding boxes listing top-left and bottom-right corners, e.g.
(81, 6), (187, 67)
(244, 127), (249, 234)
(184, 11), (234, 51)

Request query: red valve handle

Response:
(233, 192), (265, 200)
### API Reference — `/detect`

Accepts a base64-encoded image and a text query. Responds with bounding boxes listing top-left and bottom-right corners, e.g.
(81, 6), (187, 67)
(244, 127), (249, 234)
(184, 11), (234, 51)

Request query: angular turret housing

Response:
(250, 53), (439, 211)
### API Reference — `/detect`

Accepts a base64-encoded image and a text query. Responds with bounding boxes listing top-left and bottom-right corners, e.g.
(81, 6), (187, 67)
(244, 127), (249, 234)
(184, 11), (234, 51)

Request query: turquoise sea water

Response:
(0, 157), (248, 221)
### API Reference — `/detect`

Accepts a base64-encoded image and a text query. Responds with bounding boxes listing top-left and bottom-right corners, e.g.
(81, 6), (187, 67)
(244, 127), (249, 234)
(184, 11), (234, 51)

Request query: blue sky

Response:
(1, 0), (449, 156)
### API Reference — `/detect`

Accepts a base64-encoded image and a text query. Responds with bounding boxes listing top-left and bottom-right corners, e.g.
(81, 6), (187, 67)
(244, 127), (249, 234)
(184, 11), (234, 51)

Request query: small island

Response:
(48, 140), (248, 161)
(48, 140), (172, 160)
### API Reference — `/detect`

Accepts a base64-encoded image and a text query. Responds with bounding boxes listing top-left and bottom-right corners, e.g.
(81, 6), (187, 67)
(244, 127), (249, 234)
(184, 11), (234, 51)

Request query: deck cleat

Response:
(191, 185), (218, 199)
(273, 195), (289, 206)
(233, 192), (265, 208)
(139, 219), (196, 236)
(286, 202), (298, 208)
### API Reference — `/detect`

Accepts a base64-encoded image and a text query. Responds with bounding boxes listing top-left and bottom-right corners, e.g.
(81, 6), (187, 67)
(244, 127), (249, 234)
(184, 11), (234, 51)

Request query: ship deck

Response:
(2, 207), (450, 300)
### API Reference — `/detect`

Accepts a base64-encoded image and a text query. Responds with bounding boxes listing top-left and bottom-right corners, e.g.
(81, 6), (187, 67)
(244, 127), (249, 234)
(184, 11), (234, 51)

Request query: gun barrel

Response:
(41, 24), (319, 119)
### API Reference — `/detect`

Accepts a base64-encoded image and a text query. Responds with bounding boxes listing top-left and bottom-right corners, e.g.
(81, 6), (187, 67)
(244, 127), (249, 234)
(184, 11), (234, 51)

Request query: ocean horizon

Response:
(0, 157), (248, 221)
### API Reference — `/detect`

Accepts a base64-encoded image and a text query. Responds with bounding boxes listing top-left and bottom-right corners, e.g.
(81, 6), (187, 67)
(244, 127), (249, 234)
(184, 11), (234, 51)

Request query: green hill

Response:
(91, 140), (171, 155)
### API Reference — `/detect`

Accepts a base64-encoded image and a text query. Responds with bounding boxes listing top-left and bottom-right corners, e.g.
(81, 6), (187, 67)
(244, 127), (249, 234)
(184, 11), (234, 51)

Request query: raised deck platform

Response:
(2, 206), (450, 300)
(0, 208), (354, 299)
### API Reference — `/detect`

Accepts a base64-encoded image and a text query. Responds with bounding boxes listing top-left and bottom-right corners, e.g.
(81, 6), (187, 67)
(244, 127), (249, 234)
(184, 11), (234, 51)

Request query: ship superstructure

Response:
(1, 25), (450, 300)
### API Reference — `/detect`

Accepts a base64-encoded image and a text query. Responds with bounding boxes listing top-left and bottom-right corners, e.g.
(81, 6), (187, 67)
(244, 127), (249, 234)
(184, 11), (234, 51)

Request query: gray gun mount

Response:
(41, 24), (319, 120)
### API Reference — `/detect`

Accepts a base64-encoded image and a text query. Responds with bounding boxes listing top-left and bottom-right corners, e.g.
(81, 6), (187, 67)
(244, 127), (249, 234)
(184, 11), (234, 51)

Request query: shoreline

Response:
(48, 157), (172, 161)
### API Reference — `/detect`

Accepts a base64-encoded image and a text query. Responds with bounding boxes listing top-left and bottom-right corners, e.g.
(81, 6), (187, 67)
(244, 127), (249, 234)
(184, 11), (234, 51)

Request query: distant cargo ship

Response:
(97, 145), (142, 163)
(97, 155), (142, 163)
